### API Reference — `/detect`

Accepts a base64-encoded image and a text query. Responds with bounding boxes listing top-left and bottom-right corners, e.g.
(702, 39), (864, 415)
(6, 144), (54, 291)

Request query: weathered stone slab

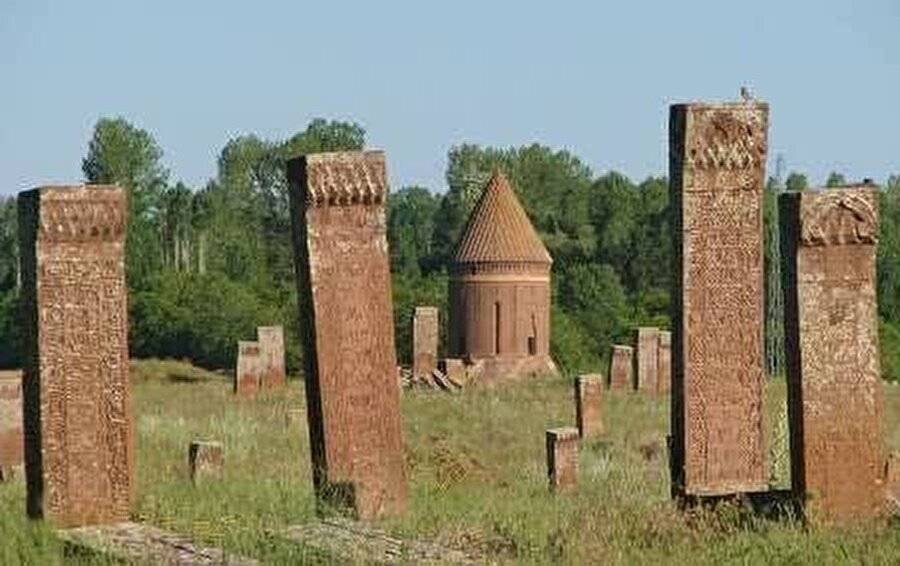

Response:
(283, 518), (475, 564)
(189, 441), (223, 484)
(60, 521), (258, 565)
(18, 185), (133, 527)
(234, 341), (262, 397)
(780, 186), (885, 525)
(257, 326), (286, 390)
(0, 371), (23, 481)
(886, 452), (900, 515)
(287, 151), (407, 519)
(669, 101), (769, 497)
(575, 374), (603, 439)
(413, 307), (439, 380)
(657, 331), (672, 394)
(546, 427), (579, 492)
(636, 327), (659, 392)
(438, 358), (466, 387)
(607, 345), (633, 390)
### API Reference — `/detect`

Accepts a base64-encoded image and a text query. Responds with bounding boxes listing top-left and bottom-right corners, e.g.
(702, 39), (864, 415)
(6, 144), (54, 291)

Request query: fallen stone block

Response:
(59, 521), (257, 565)
(282, 517), (474, 564)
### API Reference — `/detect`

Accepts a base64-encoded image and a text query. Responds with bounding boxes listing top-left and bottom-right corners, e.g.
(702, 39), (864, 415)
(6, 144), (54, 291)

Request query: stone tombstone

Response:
(234, 341), (262, 397)
(574, 374), (603, 439)
(636, 327), (660, 392)
(188, 441), (223, 484)
(669, 100), (769, 497)
(18, 185), (133, 527)
(887, 452), (900, 513)
(780, 186), (885, 524)
(257, 326), (286, 389)
(546, 427), (579, 492)
(439, 358), (466, 386)
(412, 307), (439, 379)
(287, 150), (407, 519)
(657, 331), (672, 394)
(0, 371), (24, 480)
(608, 345), (633, 390)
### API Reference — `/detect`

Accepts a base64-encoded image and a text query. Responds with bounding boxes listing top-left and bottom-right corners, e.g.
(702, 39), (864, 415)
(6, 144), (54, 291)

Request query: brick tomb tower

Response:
(448, 171), (557, 381)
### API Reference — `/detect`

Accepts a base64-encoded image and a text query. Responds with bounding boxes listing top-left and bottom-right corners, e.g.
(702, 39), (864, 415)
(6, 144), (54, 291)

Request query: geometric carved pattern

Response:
(669, 102), (769, 497)
(288, 151), (407, 520)
(18, 185), (133, 527)
(781, 187), (885, 525)
(799, 189), (879, 247)
(302, 151), (386, 208)
(608, 345), (634, 390)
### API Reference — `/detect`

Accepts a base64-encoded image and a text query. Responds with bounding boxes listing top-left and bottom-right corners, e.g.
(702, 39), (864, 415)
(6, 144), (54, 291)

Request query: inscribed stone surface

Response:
(669, 102), (769, 496)
(608, 346), (633, 390)
(18, 185), (133, 527)
(781, 187), (885, 524)
(288, 150), (407, 519)
(413, 307), (438, 379)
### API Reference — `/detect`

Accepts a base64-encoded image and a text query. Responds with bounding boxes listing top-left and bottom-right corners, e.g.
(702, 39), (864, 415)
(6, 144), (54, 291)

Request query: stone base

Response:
(59, 521), (258, 565)
(467, 355), (558, 383)
(283, 518), (474, 564)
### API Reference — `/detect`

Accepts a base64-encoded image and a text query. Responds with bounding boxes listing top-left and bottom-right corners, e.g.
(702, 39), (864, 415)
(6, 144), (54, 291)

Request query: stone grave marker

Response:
(0, 371), (23, 481)
(189, 440), (224, 484)
(413, 307), (439, 380)
(546, 427), (579, 492)
(636, 327), (659, 392)
(781, 186), (885, 524)
(575, 374), (603, 439)
(288, 150), (407, 519)
(235, 341), (262, 397)
(257, 325), (286, 389)
(669, 100), (769, 497)
(657, 331), (672, 394)
(18, 185), (133, 527)
(608, 345), (633, 390)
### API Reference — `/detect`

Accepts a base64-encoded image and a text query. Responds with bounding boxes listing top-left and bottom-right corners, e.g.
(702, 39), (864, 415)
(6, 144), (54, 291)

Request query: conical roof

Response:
(453, 171), (552, 265)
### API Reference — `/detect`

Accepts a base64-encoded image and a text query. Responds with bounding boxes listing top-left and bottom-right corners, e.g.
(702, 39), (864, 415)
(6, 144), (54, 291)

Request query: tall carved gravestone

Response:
(608, 345), (633, 390)
(669, 101), (769, 497)
(657, 331), (672, 394)
(257, 326), (286, 389)
(287, 151), (407, 519)
(780, 187), (885, 524)
(18, 186), (133, 526)
(412, 307), (438, 380)
(636, 327), (659, 392)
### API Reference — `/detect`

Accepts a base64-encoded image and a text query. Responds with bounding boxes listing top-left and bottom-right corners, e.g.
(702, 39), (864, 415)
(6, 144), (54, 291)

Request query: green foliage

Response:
(824, 171), (847, 188)
(785, 171), (808, 192)
(550, 305), (604, 375)
(881, 319), (900, 383)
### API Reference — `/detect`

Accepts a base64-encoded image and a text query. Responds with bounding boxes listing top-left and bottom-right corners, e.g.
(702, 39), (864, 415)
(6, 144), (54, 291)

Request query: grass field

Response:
(1, 359), (898, 564)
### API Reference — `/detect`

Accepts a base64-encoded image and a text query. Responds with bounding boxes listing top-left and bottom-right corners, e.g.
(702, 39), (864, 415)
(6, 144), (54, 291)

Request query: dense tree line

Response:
(0, 117), (897, 380)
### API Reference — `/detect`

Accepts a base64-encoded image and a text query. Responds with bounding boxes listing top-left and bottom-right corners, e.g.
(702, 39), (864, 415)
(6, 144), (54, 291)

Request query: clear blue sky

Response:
(1, 1), (898, 195)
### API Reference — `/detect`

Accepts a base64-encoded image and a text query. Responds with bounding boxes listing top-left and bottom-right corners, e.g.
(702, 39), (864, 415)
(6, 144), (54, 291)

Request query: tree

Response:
(387, 186), (440, 276)
(825, 171), (847, 188)
(785, 172), (808, 192)
(82, 117), (169, 289)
